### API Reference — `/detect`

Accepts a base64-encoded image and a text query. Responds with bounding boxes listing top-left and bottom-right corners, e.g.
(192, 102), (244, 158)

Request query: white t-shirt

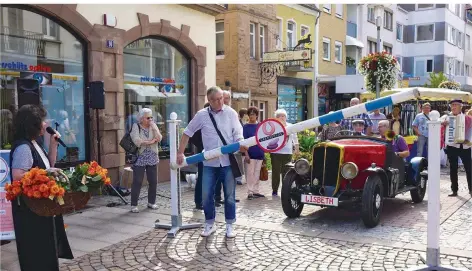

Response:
(273, 123), (299, 155)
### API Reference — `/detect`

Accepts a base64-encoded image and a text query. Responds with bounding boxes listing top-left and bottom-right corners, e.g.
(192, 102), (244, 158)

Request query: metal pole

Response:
(313, 10), (320, 117)
(376, 16), (381, 99)
(407, 111), (466, 271)
(155, 112), (202, 237)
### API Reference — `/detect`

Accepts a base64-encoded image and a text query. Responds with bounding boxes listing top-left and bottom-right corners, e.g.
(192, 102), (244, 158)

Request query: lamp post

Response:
(374, 5), (383, 98)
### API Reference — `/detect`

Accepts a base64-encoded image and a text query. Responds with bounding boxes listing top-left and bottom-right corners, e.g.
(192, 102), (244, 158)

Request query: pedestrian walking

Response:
(270, 109), (299, 196)
(129, 108), (162, 213)
(177, 87), (247, 238)
(243, 106), (265, 199)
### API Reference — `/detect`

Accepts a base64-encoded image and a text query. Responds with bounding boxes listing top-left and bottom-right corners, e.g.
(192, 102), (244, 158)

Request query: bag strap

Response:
(423, 113), (430, 121)
(207, 107), (228, 146)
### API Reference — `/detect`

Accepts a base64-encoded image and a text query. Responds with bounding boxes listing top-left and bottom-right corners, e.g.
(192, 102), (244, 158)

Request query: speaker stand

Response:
(95, 108), (101, 165)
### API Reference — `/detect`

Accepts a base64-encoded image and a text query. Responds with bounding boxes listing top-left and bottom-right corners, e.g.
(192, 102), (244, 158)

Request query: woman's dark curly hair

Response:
(14, 105), (47, 140)
(247, 106), (259, 117)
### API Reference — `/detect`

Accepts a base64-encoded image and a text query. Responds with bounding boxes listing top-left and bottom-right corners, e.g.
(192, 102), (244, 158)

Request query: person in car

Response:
(378, 120), (410, 158)
(352, 119), (366, 136)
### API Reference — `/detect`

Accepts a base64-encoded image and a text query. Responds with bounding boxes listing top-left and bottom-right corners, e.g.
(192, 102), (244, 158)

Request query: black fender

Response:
(363, 167), (390, 197)
(408, 157), (428, 185)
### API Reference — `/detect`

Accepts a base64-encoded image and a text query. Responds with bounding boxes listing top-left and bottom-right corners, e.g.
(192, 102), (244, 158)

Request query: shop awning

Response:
(346, 35), (364, 48)
(124, 84), (166, 98)
(360, 87), (472, 102)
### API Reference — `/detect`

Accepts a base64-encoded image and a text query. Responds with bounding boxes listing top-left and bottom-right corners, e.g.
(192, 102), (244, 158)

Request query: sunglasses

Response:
(146, 117), (153, 120)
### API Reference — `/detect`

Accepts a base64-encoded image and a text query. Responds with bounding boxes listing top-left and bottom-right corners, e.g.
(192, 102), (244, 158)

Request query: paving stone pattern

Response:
(59, 224), (472, 271)
(91, 170), (472, 252)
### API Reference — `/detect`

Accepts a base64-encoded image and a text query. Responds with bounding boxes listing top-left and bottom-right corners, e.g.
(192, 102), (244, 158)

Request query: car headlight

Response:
(341, 162), (358, 179)
(294, 159), (310, 175)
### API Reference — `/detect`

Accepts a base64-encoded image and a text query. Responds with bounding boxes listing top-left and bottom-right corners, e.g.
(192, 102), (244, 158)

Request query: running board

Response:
(396, 186), (417, 194)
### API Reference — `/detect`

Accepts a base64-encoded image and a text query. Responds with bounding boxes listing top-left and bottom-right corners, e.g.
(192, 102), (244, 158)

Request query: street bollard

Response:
(154, 112), (202, 237)
(407, 110), (466, 271)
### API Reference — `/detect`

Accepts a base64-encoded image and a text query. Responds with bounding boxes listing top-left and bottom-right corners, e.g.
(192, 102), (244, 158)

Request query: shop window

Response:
(0, 6), (87, 166)
(277, 84), (306, 124)
(124, 38), (190, 159)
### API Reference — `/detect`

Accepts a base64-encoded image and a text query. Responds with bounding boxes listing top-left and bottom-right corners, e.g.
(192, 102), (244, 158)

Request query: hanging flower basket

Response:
(438, 80), (461, 90)
(358, 52), (400, 94)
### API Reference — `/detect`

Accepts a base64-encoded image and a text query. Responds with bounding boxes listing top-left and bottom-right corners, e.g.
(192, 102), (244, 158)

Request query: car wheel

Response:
(410, 169), (427, 203)
(361, 175), (384, 228)
(281, 169), (304, 218)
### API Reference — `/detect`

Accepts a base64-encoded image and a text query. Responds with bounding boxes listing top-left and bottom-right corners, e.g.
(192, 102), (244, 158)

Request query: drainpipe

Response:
(313, 9), (321, 117)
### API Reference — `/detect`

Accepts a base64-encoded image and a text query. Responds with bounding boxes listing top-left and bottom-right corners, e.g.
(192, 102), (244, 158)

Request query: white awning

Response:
(346, 35), (364, 48)
(124, 84), (166, 98)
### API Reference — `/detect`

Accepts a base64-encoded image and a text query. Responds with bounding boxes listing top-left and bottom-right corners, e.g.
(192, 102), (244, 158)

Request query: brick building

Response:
(215, 4), (278, 120)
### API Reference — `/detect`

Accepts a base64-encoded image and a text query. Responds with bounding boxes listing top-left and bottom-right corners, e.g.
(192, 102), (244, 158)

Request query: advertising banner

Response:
(0, 150), (15, 240)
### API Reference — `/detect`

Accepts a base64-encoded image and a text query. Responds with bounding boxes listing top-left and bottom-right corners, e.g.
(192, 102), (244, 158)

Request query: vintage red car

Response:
(281, 135), (428, 228)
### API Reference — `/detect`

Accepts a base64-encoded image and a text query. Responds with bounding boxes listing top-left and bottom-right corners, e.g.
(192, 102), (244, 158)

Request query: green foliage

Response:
(346, 56), (356, 67)
(264, 153), (272, 170)
(298, 130), (318, 153)
(292, 151), (312, 164)
(423, 72), (448, 88)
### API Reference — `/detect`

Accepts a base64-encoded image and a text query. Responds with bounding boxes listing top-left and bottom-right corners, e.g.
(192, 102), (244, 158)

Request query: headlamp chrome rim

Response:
(341, 162), (359, 179)
(294, 158), (310, 175)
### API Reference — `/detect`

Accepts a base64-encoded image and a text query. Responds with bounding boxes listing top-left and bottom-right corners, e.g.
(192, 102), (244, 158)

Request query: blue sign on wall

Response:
(0, 150), (10, 188)
(106, 40), (114, 48)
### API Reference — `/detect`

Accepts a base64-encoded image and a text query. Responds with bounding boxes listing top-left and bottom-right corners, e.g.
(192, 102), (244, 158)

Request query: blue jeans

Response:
(417, 135), (427, 157)
(202, 166), (236, 224)
(194, 162), (203, 207)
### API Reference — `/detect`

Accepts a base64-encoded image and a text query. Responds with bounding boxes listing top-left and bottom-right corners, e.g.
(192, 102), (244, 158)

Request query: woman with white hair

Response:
(130, 108), (163, 213)
(270, 109), (299, 196)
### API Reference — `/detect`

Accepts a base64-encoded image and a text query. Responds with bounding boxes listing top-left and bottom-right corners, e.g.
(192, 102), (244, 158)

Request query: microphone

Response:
(46, 127), (67, 148)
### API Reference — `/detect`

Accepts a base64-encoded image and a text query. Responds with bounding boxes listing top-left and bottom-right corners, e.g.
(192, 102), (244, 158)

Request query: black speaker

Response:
(89, 81), (105, 109)
(17, 79), (41, 108)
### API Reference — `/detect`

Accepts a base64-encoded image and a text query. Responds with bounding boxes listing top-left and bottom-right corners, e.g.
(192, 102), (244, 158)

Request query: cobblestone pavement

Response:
(91, 169), (472, 253)
(60, 224), (472, 271)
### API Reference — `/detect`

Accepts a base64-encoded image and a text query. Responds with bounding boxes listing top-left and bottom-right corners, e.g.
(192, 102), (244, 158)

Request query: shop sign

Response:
(263, 49), (311, 63)
(140, 76), (175, 84)
(0, 150), (14, 241)
(255, 119), (288, 153)
(0, 61), (52, 73)
(125, 39), (152, 50)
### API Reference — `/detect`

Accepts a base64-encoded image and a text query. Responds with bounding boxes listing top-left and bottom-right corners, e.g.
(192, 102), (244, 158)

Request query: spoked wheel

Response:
(281, 169), (304, 218)
(361, 175), (384, 228)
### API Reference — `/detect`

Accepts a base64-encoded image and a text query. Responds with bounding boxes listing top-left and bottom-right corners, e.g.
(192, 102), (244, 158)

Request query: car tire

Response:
(281, 169), (304, 218)
(361, 175), (384, 228)
(410, 170), (427, 203)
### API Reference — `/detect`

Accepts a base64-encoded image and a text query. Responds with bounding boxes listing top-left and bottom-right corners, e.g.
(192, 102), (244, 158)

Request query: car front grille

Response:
(312, 144), (342, 196)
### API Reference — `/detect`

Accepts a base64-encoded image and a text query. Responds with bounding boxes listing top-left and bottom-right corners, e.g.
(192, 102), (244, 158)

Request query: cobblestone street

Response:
(2, 169), (472, 270)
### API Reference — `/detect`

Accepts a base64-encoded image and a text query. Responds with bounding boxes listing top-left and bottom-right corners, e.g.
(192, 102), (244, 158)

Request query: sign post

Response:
(407, 110), (465, 271)
(155, 112), (202, 237)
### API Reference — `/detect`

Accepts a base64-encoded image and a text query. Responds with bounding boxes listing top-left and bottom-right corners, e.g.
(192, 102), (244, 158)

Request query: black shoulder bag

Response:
(207, 108), (242, 179)
(119, 123), (141, 164)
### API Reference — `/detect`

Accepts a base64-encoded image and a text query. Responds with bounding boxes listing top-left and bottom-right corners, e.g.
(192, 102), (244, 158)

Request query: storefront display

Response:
(123, 38), (190, 158)
(0, 6), (87, 167)
(277, 84), (306, 124)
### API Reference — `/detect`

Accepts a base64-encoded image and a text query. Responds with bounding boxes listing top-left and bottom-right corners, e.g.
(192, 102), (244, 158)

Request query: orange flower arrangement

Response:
(5, 167), (68, 204)
(69, 161), (111, 193)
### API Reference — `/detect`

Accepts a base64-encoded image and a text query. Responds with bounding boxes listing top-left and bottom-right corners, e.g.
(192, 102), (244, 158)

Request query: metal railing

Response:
(0, 26), (45, 57)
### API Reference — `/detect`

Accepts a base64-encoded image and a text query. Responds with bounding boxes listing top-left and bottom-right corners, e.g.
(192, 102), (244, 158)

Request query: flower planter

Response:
(22, 191), (91, 217)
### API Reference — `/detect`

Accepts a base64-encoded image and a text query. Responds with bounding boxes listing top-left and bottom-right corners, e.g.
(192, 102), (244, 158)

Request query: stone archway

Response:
(124, 13), (207, 114)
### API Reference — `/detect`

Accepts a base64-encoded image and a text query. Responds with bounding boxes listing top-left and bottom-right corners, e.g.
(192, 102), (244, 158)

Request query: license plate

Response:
(301, 194), (338, 206)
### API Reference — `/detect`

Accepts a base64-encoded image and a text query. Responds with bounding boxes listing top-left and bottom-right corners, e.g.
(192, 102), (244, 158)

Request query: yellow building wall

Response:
(276, 5), (316, 81)
(318, 4), (347, 76)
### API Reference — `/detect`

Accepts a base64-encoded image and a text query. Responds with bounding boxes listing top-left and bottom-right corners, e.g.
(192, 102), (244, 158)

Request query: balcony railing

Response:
(0, 26), (45, 57)
(346, 66), (357, 75)
(347, 21), (357, 38)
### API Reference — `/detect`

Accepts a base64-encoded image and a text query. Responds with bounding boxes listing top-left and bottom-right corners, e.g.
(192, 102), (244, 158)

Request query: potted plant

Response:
(358, 52), (400, 93)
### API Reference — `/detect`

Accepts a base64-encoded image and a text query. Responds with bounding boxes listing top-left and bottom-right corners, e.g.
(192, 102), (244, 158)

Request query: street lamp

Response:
(374, 5), (384, 98)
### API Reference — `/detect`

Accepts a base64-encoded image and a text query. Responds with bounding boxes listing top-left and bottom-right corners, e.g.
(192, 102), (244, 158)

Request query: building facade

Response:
(215, 4), (278, 121)
(274, 4), (319, 121)
(317, 4), (349, 113)
(0, 4), (223, 183)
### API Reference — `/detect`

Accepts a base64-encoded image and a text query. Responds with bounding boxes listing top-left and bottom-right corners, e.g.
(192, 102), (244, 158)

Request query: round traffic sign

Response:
(255, 118), (288, 153)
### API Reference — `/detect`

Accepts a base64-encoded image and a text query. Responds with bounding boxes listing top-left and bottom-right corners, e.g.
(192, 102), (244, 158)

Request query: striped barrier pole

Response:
(170, 87), (419, 169)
